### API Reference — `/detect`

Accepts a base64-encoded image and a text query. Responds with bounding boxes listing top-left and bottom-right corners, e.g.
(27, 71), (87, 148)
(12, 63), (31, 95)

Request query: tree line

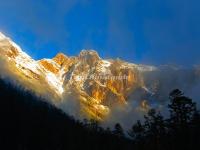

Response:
(0, 78), (199, 150)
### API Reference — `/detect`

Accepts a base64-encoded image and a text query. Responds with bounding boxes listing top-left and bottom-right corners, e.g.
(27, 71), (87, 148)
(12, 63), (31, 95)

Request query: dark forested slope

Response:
(0, 78), (200, 150)
(0, 79), (131, 150)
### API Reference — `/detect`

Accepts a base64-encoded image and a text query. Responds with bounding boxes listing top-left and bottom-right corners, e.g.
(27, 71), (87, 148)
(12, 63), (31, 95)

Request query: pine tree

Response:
(128, 120), (145, 141)
(168, 89), (197, 126)
(113, 123), (124, 138)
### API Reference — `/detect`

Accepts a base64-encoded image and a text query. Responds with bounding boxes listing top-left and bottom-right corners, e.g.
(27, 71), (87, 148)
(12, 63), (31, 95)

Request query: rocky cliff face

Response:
(0, 32), (161, 120)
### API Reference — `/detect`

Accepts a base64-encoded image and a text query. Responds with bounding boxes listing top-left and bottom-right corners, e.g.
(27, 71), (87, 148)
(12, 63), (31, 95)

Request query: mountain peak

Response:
(79, 50), (100, 58)
(53, 53), (68, 66)
(78, 50), (100, 65)
(54, 52), (68, 58)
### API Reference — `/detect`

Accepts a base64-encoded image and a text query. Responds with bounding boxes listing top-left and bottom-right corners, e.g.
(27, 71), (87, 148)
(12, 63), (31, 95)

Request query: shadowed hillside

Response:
(0, 78), (132, 150)
(0, 78), (200, 150)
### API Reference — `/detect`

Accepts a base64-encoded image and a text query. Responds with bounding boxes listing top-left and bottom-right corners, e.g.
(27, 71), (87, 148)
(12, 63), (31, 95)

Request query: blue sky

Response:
(0, 0), (200, 66)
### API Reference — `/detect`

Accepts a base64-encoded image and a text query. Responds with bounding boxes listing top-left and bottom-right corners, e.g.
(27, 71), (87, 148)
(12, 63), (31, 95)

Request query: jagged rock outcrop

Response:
(0, 32), (156, 120)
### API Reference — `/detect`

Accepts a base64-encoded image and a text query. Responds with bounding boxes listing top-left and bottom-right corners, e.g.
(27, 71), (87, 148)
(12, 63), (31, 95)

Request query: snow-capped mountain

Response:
(1, 32), (199, 121)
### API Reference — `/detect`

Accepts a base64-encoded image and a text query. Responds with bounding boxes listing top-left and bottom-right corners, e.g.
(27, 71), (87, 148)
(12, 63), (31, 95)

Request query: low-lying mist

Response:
(57, 65), (200, 129)
(1, 58), (200, 129)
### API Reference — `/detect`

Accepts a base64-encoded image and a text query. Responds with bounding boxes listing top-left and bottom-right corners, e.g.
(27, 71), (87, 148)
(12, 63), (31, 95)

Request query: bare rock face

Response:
(53, 53), (68, 65)
(39, 59), (60, 74)
(0, 32), (157, 120)
(0, 36), (19, 58)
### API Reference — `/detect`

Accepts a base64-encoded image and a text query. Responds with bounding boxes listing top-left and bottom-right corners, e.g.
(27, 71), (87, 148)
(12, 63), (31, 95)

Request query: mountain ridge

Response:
(0, 32), (153, 120)
(1, 32), (199, 122)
